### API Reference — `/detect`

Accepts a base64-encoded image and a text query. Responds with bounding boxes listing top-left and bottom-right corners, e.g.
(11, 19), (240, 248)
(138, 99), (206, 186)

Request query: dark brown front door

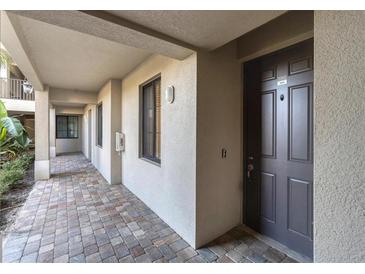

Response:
(244, 39), (313, 258)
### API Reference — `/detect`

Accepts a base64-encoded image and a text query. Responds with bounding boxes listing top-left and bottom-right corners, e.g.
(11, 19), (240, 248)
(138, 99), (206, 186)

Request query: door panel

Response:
(261, 90), (276, 158)
(289, 84), (313, 162)
(260, 172), (276, 223)
(245, 39), (314, 259)
(287, 178), (311, 238)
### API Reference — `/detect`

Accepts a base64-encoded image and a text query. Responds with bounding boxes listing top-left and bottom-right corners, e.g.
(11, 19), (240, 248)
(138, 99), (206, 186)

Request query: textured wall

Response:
(237, 11), (313, 61)
(94, 81), (112, 182)
(314, 11), (365, 262)
(82, 104), (96, 163)
(56, 137), (82, 154)
(92, 80), (122, 184)
(196, 41), (242, 247)
(121, 54), (197, 247)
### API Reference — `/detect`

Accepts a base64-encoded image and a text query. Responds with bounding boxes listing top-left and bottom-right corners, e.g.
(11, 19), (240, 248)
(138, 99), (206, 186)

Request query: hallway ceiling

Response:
(13, 14), (152, 92)
(106, 10), (286, 50)
(6, 10), (286, 93)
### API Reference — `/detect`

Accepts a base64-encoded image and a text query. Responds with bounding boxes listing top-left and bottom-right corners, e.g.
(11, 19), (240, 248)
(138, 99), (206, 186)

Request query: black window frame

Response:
(139, 74), (161, 165)
(96, 102), (103, 147)
(56, 115), (79, 139)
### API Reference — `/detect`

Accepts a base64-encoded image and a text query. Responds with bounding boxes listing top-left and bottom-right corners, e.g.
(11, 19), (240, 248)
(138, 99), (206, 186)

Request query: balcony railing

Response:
(0, 78), (35, 101)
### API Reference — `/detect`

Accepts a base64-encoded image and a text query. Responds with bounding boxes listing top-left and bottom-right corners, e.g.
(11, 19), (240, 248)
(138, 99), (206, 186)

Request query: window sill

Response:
(139, 157), (161, 167)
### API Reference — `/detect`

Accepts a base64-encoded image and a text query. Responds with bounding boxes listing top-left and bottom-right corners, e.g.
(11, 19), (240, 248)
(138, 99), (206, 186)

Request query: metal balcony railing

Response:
(0, 78), (35, 101)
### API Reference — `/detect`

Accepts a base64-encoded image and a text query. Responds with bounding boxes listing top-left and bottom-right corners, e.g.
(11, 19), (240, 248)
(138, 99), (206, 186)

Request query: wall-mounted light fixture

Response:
(165, 85), (175, 104)
(22, 80), (34, 94)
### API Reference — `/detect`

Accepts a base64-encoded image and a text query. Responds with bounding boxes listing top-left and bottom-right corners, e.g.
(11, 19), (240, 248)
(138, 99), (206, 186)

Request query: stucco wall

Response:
(1, 98), (35, 113)
(195, 41), (242, 247)
(314, 11), (365, 262)
(82, 105), (95, 161)
(55, 107), (84, 155)
(56, 138), (82, 154)
(93, 79), (122, 184)
(110, 80), (122, 184)
(50, 88), (97, 105)
(237, 11), (313, 62)
(94, 81), (112, 182)
(121, 54), (197, 247)
(55, 116), (82, 154)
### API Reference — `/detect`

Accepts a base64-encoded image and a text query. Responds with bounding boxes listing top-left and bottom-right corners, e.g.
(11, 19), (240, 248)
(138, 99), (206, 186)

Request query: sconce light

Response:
(22, 80), (34, 94)
(165, 85), (175, 104)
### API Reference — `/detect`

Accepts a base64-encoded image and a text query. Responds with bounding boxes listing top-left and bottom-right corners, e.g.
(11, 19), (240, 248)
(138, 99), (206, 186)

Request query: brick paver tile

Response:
(145, 246), (163, 262)
(119, 255), (135, 263)
(169, 239), (189, 252)
(70, 254), (86, 263)
(159, 244), (177, 261)
(99, 243), (115, 260)
(176, 247), (197, 262)
(262, 248), (286, 262)
(20, 252), (38, 263)
(84, 244), (98, 257)
(54, 254), (69, 263)
(131, 245), (145, 258)
(197, 247), (218, 262)
(39, 243), (55, 254)
(134, 254), (152, 263)
(37, 250), (54, 263)
(3, 153), (297, 264)
(86, 252), (102, 263)
(114, 244), (130, 259)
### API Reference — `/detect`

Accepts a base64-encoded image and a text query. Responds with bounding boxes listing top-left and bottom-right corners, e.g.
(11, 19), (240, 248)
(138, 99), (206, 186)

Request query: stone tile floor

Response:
(2, 153), (297, 263)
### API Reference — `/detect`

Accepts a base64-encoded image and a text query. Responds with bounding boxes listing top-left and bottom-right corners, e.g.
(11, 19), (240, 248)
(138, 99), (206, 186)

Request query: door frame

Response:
(241, 39), (314, 257)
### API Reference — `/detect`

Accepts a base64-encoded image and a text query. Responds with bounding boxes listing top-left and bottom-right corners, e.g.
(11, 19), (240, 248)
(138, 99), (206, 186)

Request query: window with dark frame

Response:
(56, 115), (78, 139)
(140, 76), (161, 164)
(97, 103), (103, 147)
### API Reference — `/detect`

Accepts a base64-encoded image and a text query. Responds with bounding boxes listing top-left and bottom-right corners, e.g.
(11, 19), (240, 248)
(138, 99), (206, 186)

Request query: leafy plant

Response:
(0, 153), (34, 197)
(0, 100), (31, 161)
(0, 48), (14, 71)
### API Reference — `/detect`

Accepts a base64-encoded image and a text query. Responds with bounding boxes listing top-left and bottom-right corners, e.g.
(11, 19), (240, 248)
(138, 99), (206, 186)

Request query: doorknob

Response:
(247, 164), (254, 179)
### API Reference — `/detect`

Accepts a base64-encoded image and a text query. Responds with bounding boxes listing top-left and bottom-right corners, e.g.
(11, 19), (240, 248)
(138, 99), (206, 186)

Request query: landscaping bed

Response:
(0, 153), (35, 233)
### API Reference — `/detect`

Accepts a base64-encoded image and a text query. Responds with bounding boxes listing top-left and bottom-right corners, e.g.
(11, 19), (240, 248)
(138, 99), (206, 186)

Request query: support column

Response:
(49, 106), (56, 158)
(34, 87), (50, 180)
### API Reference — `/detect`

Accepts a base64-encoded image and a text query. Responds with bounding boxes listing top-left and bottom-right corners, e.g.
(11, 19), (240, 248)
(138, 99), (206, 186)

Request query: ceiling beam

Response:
(0, 11), (43, 91)
(49, 87), (97, 106)
(8, 10), (196, 60)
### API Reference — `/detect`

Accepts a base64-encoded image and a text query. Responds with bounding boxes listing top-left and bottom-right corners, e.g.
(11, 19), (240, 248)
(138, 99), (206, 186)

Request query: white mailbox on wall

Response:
(116, 132), (125, 152)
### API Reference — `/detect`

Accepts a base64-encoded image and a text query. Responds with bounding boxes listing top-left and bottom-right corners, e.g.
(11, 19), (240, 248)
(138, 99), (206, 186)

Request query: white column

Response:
(49, 106), (56, 158)
(34, 87), (50, 180)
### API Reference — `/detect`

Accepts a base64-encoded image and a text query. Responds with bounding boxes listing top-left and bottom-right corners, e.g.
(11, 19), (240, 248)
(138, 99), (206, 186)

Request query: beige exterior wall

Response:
(237, 11), (313, 62)
(82, 104), (96, 161)
(1, 98), (35, 113)
(110, 80), (122, 183)
(121, 54), (197, 247)
(50, 88), (97, 105)
(54, 107), (84, 155)
(195, 41), (242, 247)
(92, 79), (122, 184)
(34, 88), (50, 180)
(49, 107), (56, 157)
(313, 11), (365, 262)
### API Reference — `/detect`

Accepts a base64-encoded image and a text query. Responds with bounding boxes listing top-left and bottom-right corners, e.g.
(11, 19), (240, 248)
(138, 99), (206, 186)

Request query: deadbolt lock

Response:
(247, 164), (254, 179)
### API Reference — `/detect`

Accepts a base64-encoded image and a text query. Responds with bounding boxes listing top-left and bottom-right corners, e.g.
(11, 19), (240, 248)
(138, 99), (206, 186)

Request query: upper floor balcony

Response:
(0, 77), (35, 101)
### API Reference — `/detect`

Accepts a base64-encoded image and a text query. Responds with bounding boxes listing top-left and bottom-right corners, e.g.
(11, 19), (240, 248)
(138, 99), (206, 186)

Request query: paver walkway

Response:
(2, 153), (297, 263)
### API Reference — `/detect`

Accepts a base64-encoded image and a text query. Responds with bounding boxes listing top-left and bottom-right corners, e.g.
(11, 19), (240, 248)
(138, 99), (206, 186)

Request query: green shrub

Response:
(2, 153), (34, 171)
(0, 168), (24, 195)
(0, 153), (34, 197)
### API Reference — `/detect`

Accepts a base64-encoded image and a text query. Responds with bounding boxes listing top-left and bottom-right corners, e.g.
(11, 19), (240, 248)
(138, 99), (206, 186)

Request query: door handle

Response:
(247, 164), (254, 179)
